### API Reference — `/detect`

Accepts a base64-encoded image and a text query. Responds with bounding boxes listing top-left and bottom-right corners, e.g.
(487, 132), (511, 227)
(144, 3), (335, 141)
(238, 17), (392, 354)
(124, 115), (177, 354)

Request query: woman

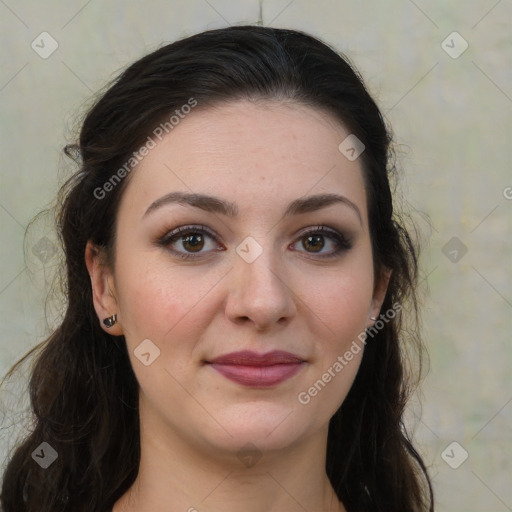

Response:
(1, 25), (434, 511)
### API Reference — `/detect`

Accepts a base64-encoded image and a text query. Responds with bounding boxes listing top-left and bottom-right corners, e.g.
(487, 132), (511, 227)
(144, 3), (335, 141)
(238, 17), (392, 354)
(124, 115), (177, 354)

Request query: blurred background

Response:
(0, 1), (511, 510)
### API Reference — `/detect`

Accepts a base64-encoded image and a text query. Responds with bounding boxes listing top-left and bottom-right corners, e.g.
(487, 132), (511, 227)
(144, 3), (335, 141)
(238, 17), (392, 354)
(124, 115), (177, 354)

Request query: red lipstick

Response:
(207, 350), (305, 387)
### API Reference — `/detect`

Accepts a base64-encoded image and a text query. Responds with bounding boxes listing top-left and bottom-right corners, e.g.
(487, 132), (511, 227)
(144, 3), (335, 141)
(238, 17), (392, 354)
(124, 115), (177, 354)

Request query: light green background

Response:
(1, 1), (511, 511)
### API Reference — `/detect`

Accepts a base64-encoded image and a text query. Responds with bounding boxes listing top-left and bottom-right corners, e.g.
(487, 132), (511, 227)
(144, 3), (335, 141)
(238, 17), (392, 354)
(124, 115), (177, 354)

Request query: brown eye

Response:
(302, 234), (325, 253)
(291, 226), (352, 259)
(181, 233), (205, 252)
(157, 225), (221, 260)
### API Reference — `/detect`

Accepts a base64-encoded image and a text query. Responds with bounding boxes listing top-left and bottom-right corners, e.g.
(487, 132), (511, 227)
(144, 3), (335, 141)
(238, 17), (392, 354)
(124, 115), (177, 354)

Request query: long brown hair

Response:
(1, 25), (434, 511)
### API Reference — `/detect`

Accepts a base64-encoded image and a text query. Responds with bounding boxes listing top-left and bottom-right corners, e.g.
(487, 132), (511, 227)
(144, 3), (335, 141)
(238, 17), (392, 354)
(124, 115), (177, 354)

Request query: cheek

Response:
(311, 261), (374, 336)
(114, 260), (211, 397)
(114, 252), (225, 351)
(303, 258), (374, 398)
(301, 273), (371, 416)
(113, 250), (182, 341)
(118, 269), (179, 339)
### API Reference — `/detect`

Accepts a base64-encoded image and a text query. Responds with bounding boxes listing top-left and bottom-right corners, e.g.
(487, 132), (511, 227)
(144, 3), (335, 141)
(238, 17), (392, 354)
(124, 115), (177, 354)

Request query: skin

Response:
(86, 99), (390, 512)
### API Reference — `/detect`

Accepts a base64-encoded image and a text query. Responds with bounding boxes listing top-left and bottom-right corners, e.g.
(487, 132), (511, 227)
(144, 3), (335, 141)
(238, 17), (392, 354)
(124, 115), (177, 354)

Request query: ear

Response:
(85, 240), (123, 336)
(368, 266), (392, 325)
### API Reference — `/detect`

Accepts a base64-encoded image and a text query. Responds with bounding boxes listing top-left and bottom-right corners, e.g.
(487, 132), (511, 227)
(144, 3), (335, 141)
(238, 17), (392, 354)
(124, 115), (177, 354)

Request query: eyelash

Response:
(156, 224), (352, 261)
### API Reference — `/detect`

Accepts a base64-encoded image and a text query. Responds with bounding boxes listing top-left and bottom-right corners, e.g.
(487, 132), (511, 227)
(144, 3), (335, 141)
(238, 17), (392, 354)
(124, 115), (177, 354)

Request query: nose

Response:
(224, 246), (297, 332)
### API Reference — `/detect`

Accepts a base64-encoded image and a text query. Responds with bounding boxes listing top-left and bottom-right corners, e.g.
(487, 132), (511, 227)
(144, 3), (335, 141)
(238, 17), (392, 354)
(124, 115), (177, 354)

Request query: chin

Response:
(202, 403), (312, 454)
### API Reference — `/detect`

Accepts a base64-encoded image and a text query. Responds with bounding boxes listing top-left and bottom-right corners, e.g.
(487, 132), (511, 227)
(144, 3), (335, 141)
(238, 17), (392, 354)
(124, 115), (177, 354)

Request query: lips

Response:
(206, 350), (306, 387)
(208, 350), (305, 366)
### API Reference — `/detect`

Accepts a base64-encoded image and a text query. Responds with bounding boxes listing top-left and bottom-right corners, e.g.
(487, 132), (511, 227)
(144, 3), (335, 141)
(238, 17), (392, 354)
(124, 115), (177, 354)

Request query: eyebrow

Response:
(143, 191), (362, 225)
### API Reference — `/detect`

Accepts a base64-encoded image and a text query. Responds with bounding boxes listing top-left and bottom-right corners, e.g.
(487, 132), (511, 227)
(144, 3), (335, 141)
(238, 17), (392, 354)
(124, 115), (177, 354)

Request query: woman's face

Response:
(89, 99), (388, 459)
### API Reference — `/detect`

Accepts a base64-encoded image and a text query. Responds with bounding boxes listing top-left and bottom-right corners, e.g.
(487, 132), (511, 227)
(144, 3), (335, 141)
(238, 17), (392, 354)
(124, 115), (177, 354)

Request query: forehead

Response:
(119, 99), (368, 223)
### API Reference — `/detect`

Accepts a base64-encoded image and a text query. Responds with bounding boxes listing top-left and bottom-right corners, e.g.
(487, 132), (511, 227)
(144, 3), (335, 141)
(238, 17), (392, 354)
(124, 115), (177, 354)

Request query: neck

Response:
(113, 404), (345, 512)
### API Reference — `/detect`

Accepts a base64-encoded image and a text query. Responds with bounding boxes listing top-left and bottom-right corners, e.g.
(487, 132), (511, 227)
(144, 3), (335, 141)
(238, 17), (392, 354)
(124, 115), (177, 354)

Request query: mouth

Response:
(205, 350), (306, 388)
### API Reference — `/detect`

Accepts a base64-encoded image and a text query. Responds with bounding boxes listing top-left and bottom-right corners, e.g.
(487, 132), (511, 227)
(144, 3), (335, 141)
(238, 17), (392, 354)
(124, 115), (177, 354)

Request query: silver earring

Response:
(103, 314), (117, 328)
(370, 316), (377, 321)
